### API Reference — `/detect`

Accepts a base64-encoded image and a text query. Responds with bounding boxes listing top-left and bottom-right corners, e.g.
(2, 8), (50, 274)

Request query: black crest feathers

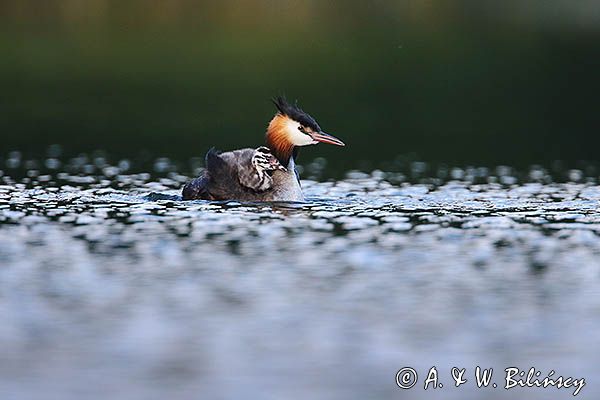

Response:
(271, 96), (321, 132)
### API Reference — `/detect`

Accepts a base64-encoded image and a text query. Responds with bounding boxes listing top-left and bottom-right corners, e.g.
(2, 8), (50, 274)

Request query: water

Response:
(1, 153), (599, 399)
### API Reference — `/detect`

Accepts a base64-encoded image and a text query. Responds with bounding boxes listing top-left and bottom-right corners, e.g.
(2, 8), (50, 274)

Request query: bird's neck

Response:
(265, 114), (298, 167)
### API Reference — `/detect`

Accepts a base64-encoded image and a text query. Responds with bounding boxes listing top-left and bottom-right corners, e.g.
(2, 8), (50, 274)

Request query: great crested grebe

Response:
(182, 97), (345, 202)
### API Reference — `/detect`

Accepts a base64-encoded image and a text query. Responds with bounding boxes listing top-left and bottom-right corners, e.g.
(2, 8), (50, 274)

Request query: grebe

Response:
(182, 97), (344, 201)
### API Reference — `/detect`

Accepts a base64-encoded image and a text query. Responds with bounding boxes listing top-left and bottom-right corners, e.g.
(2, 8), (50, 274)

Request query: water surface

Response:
(1, 155), (599, 399)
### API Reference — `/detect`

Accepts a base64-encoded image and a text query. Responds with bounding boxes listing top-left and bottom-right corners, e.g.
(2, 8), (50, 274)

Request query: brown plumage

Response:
(182, 97), (345, 202)
(266, 113), (296, 167)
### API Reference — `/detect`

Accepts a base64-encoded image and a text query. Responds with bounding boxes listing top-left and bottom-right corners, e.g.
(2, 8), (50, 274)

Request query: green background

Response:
(2, 1), (599, 171)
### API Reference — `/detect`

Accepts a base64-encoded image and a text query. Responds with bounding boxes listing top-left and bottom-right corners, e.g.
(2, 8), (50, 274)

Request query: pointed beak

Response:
(309, 131), (345, 146)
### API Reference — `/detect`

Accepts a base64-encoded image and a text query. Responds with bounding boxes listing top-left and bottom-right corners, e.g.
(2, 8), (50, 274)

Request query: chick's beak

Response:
(309, 131), (345, 146)
(269, 157), (287, 171)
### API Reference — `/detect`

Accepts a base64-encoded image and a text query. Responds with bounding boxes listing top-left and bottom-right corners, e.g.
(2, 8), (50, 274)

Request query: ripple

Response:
(1, 156), (600, 399)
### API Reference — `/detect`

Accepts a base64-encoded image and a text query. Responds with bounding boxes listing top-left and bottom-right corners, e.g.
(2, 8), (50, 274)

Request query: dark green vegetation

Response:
(2, 1), (599, 172)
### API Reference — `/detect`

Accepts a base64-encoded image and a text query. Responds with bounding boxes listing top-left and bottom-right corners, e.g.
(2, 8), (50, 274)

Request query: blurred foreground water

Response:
(1, 151), (599, 399)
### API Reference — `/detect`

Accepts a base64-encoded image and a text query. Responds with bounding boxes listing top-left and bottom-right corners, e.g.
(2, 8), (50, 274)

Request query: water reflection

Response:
(1, 153), (599, 399)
